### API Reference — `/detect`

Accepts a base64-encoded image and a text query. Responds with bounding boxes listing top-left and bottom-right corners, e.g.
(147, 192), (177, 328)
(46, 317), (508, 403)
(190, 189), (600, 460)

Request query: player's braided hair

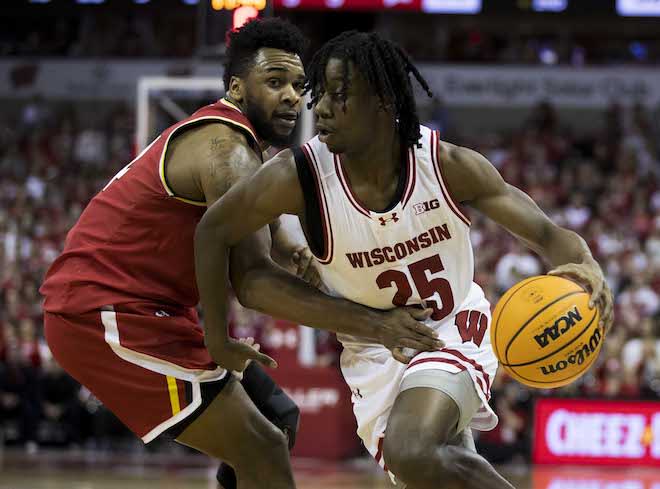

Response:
(223, 18), (308, 91)
(306, 31), (433, 149)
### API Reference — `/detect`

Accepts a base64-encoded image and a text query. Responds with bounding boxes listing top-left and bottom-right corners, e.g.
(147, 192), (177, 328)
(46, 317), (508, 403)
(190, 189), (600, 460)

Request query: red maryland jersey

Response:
(40, 99), (260, 314)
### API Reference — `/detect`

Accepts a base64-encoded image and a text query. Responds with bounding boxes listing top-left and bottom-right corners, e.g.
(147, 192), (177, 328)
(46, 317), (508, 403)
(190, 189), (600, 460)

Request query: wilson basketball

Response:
(491, 275), (602, 389)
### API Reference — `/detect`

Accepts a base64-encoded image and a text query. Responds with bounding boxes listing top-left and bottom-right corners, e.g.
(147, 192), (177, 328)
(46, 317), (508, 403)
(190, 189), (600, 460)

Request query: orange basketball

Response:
(491, 275), (602, 389)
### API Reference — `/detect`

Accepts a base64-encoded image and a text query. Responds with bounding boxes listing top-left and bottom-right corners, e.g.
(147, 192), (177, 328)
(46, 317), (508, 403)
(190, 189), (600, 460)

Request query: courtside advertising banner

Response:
(532, 466), (660, 489)
(534, 398), (660, 466)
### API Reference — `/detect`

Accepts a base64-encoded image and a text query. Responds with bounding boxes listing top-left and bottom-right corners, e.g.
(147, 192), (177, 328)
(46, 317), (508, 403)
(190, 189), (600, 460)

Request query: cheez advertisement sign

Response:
(534, 398), (660, 466)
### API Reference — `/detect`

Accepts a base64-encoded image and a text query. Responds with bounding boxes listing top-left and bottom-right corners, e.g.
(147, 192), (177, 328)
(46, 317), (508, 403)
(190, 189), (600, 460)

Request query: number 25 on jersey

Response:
(376, 254), (487, 347)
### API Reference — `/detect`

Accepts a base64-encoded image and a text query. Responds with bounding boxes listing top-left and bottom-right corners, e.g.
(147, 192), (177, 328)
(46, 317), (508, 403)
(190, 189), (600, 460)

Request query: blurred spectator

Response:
(0, 323), (41, 452)
(561, 193), (591, 231)
(622, 317), (660, 398)
(618, 275), (660, 318)
(39, 356), (84, 446)
(494, 242), (542, 293)
(73, 124), (108, 169)
(19, 96), (51, 132)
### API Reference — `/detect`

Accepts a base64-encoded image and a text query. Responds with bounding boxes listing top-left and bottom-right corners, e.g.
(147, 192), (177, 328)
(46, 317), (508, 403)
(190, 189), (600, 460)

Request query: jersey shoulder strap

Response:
(292, 146), (325, 258)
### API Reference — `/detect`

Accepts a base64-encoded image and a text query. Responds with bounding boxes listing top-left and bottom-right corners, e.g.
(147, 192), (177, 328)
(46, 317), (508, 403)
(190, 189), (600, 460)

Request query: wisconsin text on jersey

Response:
(345, 223), (452, 269)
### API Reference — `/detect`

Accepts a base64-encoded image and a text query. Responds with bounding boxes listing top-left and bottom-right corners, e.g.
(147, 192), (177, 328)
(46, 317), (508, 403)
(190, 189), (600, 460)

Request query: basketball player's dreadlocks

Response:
(306, 31), (433, 149)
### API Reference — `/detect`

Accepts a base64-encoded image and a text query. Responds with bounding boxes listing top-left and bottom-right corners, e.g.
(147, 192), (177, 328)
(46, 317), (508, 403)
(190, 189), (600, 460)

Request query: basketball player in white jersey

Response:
(196, 31), (614, 489)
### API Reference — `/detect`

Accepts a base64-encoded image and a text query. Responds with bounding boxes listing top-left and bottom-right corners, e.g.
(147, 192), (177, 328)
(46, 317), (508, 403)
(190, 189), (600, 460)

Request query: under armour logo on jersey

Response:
(379, 213), (399, 226)
(155, 310), (170, 318)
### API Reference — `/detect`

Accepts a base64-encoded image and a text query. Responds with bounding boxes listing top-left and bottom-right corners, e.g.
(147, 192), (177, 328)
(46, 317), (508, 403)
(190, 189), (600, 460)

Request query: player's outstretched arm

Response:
(194, 138), (443, 370)
(440, 142), (613, 333)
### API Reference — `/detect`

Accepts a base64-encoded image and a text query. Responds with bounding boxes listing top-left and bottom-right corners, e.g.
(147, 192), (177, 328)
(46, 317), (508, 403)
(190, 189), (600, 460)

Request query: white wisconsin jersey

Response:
(304, 125), (478, 346)
(300, 125), (499, 436)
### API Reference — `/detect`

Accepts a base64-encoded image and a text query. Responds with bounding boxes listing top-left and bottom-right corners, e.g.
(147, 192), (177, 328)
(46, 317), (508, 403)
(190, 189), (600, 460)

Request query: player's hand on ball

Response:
(548, 256), (614, 335)
(292, 246), (322, 288)
(379, 307), (444, 364)
(207, 336), (277, 372)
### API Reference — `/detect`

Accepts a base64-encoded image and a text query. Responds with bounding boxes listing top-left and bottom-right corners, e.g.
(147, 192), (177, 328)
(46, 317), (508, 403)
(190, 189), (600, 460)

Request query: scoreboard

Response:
(270, 0), (649, 14)
(273, 0), (481, 13)
(21, 0), (660, 15)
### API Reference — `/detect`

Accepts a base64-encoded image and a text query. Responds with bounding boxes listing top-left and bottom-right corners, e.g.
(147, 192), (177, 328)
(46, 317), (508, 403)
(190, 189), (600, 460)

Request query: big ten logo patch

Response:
(413, 199), (440, 216)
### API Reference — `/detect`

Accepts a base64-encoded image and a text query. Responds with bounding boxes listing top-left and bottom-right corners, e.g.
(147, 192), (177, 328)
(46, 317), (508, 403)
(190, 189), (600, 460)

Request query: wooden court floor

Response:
(0, 450), (658, 488)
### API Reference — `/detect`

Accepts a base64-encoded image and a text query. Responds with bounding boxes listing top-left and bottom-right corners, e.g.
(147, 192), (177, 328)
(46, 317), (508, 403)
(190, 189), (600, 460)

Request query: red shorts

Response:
(44, 302), (229, 443)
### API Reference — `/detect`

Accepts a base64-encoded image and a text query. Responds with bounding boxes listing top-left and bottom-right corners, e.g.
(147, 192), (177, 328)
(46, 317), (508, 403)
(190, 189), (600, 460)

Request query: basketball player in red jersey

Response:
(196, 32), (614, 489)
(40, 21), (442, 489)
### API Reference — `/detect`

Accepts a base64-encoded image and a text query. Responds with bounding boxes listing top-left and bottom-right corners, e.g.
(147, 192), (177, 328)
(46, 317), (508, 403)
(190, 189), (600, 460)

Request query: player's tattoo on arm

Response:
(202, 131), (260, 203)
(209, 136), (222, 155)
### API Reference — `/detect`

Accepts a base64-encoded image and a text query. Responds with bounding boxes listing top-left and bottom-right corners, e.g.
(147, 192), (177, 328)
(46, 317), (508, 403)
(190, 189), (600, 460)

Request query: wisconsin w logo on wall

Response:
(379, 213), (399, 226)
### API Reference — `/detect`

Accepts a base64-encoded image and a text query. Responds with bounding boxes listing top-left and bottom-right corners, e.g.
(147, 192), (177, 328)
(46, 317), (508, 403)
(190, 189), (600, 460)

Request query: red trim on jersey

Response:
(430, 130), (471, 227)
(405, 352), (490, 400)
(405, 356), (485, 397)
(374, 436), (389, 471)
(334, 154), (372, 218)
(407, 356), (467, 372)
(401, 147), (417, 209)
(442, 347), (491, 392)
(302, 144), (334, 264)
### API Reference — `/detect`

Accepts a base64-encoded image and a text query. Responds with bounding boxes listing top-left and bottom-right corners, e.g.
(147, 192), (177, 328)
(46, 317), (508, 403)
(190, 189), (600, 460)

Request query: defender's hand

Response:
(379, 307), (445, 364)
(548, 257), (614, 335)
(292, 246), (322, 288)
(207, 336), (277, 372)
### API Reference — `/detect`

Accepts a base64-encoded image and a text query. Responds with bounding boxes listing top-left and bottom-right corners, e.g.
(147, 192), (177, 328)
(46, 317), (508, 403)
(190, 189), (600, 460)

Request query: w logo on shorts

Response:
(379, 213), (399, 226)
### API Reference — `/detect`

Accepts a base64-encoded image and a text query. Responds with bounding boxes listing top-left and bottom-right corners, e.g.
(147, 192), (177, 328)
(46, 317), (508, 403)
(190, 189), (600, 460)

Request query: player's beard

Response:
(244, 96), (296, 148)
